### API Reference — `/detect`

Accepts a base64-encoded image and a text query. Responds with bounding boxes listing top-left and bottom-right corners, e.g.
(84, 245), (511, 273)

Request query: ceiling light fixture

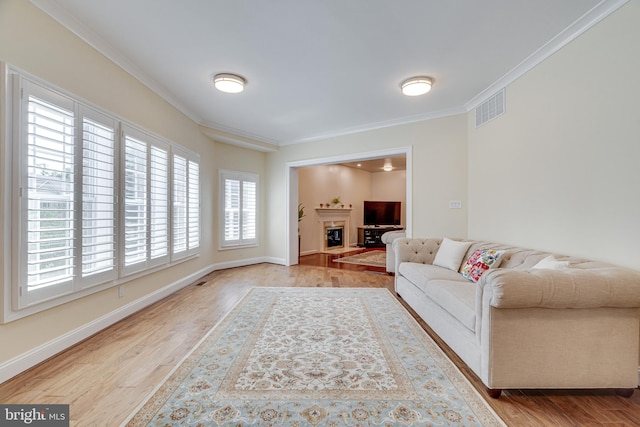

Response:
(383, 160), (393, 172)
(213, 73), (246, 93)
(401, 76), (432, 96)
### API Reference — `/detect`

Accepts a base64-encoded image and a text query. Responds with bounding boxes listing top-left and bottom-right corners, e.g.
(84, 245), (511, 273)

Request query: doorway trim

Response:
(285, 146), (412, 266)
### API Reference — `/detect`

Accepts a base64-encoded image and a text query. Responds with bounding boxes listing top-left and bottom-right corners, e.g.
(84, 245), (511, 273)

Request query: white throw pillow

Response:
(433, 238), (472, 271)
(532, 255), (570, 270)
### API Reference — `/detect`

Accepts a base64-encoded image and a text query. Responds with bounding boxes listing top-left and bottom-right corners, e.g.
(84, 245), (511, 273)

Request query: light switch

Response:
(449, 200), (462, 209)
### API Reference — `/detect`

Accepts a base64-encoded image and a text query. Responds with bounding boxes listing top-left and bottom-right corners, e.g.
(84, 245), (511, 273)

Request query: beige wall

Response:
(0, 0), (265, 366)
(266, 114), (468, 261)
(467, 1), (640, 269)
(371, 169), (407, 225)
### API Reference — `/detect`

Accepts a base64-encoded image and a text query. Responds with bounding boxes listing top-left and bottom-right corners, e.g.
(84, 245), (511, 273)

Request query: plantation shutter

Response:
(188, 160), (200, 250)
(80, 108), (116, 287)
(150, 146), (169, 260)
(172, 149), (200, 259)
(220, 170), (258, 248)
(123, 134), (148, 271)
(172, 154), (187, 255)
(242, 180), (256, 240)
(21, 83), (76, 306)
(224, 177), (240, 242)
(122, 126), (171, 274)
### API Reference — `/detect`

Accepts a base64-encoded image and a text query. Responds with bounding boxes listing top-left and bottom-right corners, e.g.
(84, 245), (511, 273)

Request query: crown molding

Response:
(199, 125), (279, 153)
(280, 106), (467, 146)
(465, 0), (629, 111)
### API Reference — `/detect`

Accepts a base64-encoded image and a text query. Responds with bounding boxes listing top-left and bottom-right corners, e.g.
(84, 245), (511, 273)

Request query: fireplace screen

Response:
(326, 226), (344, 249)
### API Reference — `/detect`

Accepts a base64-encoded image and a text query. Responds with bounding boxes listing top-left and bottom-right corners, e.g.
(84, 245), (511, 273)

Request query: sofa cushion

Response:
(461, 248), (505, 282)
(433, 238), (472, 271)
(531, 255), (570, 270)
(398, 262), (467, 293)
(424, 279), (477, 332)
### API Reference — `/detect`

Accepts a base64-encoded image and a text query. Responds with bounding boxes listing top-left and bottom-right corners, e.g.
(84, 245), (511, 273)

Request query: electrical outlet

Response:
(449, 200), (462, 209)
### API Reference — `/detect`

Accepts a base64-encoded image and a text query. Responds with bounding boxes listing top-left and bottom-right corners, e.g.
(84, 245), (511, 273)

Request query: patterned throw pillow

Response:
(461, 249), (505, 282)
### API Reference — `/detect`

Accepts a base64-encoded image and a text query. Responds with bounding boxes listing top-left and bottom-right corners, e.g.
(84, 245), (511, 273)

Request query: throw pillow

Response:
(433, 238), (472, 271)
(461, 248), (505, 282)
(532, 255), (570, 270)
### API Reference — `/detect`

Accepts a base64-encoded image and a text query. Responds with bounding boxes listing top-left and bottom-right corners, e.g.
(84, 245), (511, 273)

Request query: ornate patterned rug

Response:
(123, 288), (505, 426)
(333, 250), (387, 268)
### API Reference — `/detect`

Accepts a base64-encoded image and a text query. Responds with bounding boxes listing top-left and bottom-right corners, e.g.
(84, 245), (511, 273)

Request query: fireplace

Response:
(325, 226), (344, 249)
(315, 208), (352, 252)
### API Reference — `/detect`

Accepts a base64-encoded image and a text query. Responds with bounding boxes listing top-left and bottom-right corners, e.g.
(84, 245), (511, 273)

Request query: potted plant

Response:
(331, 196), (341, 207)
(298, 204), (306, 240)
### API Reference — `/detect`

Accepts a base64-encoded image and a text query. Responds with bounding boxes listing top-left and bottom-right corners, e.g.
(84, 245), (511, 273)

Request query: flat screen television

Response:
(363, 201), (401, 226)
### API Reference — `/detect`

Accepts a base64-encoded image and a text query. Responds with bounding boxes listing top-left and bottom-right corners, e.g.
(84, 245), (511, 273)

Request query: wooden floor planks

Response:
(0, 262), (639, 426)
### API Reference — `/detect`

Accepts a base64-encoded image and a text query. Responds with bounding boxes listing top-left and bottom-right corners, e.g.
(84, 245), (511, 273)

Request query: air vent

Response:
(475, 88), (505, 128)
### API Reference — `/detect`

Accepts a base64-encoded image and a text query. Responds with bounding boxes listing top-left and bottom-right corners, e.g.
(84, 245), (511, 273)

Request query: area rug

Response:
(333, 250), (387, 268)
(123, 288), (505, 426)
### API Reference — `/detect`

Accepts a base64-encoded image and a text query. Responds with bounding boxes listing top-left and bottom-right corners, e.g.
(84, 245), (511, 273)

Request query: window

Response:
(19, 81), (119, 307)
(173, 149), (200, 259)
(121, 125), (172, 275)
(219, 170), (258, 248)
(7, 70), (200, 317)
(22, 85), (76, 305)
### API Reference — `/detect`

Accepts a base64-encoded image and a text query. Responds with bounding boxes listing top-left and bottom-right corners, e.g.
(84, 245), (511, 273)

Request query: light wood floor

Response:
(1, 263), (639, 426)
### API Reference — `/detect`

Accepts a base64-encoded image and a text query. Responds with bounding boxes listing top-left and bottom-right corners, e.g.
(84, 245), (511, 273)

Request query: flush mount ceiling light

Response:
(401, 76), (432, 96)
(213, 73), (246, 93)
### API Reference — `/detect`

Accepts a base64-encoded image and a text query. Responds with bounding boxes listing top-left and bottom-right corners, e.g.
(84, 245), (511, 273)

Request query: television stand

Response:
(357, 226), (403, 248)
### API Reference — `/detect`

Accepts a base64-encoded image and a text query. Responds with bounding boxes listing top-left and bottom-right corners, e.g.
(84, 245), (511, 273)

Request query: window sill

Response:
(218, 243), (259, 251)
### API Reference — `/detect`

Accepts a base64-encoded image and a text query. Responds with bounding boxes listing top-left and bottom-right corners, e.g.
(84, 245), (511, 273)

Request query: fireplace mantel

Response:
(315, 208), (352, 214)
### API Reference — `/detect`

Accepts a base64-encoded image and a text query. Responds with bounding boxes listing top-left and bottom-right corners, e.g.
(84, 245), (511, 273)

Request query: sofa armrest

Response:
(381, 230), (405, 245)
(479, 267), (640, 309)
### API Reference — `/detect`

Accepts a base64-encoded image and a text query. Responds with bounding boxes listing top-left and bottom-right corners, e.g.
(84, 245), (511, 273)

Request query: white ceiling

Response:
(32, 0), (620, 149)
(341, 157), (406, 173)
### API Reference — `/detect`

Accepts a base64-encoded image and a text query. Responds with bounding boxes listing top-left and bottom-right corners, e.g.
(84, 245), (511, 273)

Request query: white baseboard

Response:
(214, 256), (286, 269)
(0, 257), (280, 384)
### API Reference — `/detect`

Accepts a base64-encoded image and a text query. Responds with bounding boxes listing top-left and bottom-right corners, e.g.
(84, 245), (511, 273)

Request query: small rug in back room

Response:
(333, 250), (387, 268)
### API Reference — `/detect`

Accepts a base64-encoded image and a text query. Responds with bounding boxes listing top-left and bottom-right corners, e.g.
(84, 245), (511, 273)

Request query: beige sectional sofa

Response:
(393, 237), (640, 398)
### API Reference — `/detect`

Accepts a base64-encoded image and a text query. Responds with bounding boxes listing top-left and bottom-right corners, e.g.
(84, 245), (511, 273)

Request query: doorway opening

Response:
(286, 147), (412, 266)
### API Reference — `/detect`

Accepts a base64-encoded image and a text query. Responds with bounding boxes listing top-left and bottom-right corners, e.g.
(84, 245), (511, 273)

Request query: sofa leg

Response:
(615, 388), (635, 398)
(486, 388), (502, 399)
